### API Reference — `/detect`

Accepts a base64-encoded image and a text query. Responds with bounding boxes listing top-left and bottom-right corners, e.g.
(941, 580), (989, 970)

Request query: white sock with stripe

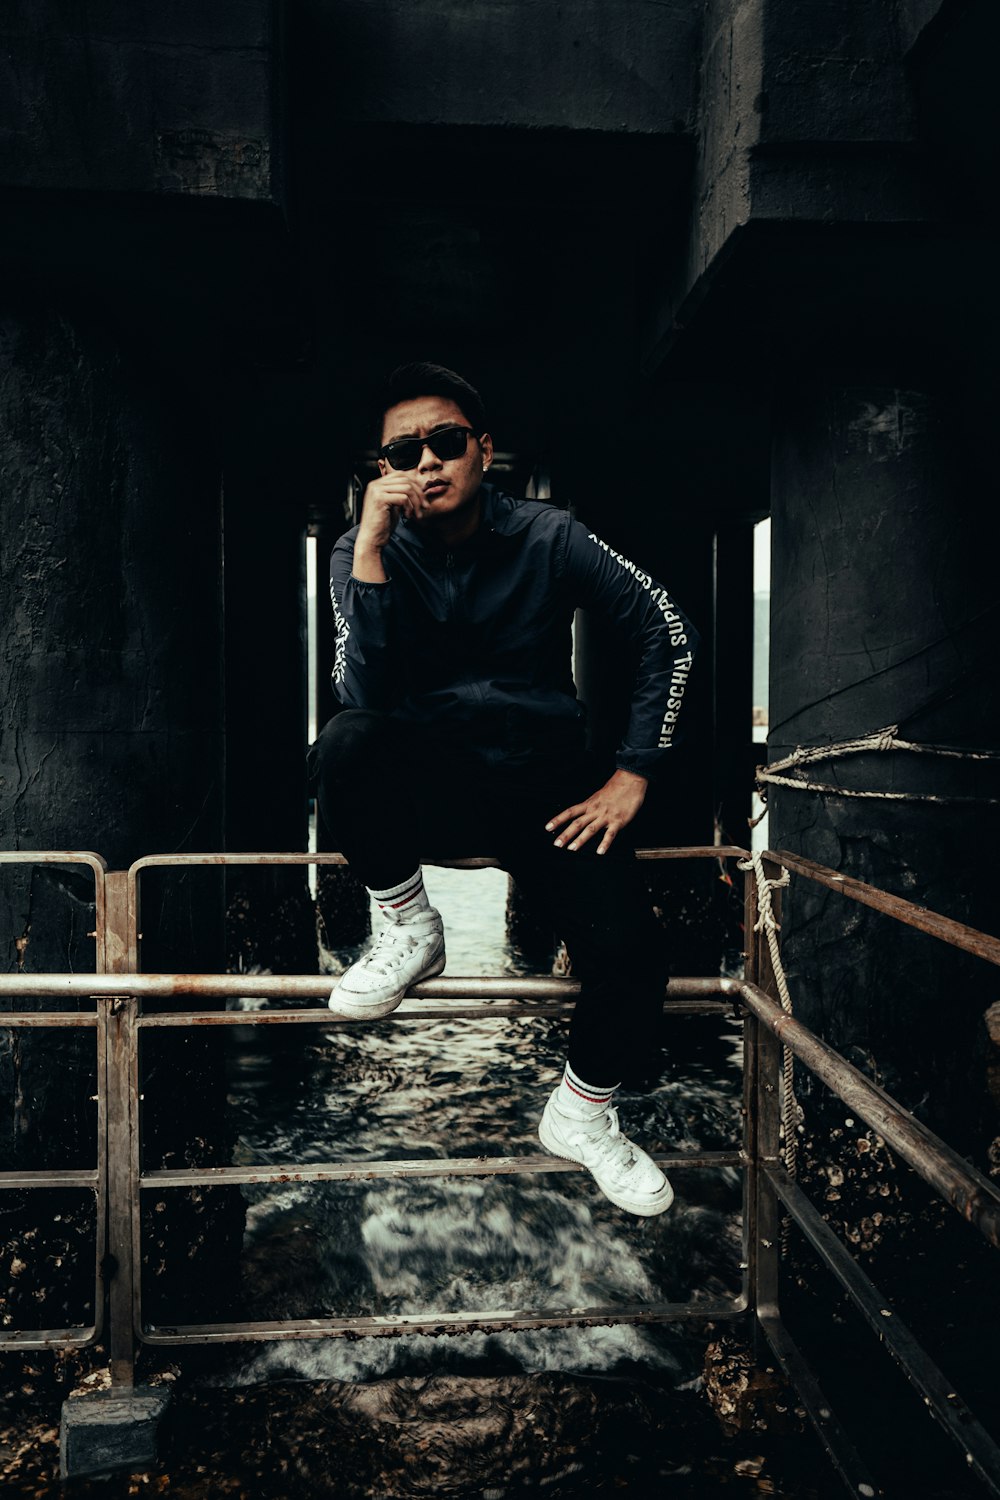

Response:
(369, 869), (433, 925)
(556, 1062), (619, 1120)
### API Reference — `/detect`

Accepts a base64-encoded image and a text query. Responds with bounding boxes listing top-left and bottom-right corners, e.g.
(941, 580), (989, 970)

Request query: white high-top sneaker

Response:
(328, 910), (445, 1020)
(538, 1091), (674, 1217)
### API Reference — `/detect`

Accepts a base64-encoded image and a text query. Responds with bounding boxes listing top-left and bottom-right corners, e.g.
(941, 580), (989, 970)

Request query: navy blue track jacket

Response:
(329, 484), (698, 779)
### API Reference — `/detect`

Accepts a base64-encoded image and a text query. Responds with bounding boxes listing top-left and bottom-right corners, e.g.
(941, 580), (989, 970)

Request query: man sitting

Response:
(310, 363), (698, 1217)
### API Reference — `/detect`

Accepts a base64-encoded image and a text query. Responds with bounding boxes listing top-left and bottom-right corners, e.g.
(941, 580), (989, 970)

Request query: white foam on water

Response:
(227, 1173), (684, 1387)
(230, 1316), (679, 1386)
(220, 863), (741, 1391)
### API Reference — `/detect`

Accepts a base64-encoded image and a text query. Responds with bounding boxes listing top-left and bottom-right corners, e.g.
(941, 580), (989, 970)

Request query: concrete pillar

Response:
(0, 303), (228, 1328)
(769, 383), (1000, 1149)
(0, 303), (225, 996)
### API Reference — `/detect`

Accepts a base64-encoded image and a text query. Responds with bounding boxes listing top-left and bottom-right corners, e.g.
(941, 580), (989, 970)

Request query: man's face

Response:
(378, 396), (493, 523)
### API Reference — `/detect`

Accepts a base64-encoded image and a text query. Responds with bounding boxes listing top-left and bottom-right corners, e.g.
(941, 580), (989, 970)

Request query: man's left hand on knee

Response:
(545, 769), (648, 855)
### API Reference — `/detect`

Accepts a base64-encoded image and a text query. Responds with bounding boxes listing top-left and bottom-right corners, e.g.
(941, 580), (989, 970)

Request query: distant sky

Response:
(754, 517), (771, 593)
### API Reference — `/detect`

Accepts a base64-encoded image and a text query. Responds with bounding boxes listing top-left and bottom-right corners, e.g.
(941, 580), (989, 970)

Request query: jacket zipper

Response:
(444, 551), (456, 617)
(445, 551), (487, 703)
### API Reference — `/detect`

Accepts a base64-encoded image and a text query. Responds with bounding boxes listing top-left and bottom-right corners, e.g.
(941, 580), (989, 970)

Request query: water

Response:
(216, 867), (744, 1389)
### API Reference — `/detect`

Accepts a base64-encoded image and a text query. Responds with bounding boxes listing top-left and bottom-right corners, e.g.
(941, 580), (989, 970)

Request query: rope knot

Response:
(738, 855), (789, 932)
(752, 907), (779, 935)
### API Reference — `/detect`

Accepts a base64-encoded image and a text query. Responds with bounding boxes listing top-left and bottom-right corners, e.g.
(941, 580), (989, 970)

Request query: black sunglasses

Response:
(377, 425), (479, 471)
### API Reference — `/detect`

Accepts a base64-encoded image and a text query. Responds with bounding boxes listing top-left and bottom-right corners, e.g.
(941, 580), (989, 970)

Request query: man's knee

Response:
(563, 867), (666, 977)
(309, 710), (392, 783)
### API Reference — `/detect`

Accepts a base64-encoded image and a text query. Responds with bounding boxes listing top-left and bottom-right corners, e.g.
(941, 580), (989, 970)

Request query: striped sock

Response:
(556, 1062), (619, 1120)
(369, 870), (432, 925)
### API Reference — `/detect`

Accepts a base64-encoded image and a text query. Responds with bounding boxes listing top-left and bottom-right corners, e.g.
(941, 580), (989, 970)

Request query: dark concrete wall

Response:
(757, 2), (912, 145)
(0, 303), (225, 1131)
(1, 0), (311, 977)
(651, 0), (931, 365)
(769, 383), (1000, 1145)
(303, 0), (699, 134)
(688, 0), (764, 285)
(0, 306), (224, 880)
(0, 303), (231, 1328)
(0, 0), (281, 201)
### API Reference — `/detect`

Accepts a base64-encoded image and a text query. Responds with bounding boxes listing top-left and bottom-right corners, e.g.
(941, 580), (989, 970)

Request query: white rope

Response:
(744, 728), (1000, 1234)
(753, 725), (1000, 823)
(738, 852), (801, 1198)
(767, 724), (1000, 771)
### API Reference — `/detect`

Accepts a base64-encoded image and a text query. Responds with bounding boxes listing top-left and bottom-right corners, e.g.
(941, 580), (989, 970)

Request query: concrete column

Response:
(1, 304), (225, 986)
(769, 383), (1000, 1148)
(0, 303), (228, 1327)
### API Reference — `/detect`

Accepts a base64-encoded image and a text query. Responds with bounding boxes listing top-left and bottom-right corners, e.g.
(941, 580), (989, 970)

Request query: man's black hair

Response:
(374, 363), (487, 446)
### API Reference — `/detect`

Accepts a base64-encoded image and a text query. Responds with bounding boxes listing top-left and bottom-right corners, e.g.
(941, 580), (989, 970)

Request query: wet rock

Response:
(703, 1337), (803, 1436)
(984, 1002), (1000, 1050)
(795, 1124), (913, 1271)
(0, 1189), (96, 1339)
(983, 1001), (1000, 1113)
(987, 1137), (1000, 1182)
(0, 1372), (832, 1498)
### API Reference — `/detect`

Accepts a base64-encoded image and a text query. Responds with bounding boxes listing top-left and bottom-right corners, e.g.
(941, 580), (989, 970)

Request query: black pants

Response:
(308, 711), (668, 1085)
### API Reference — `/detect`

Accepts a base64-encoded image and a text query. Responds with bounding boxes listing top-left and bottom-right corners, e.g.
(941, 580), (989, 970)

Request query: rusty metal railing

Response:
(3, 845), (1000, 1495)
(0, 848), (749, 1367)
(123, 847), (749, 1352)
(739, 855), (1000, 1498)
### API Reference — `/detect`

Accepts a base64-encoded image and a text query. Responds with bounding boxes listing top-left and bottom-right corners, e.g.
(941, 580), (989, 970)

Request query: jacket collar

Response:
(392, 483), (528, 556)
(481, 483), (536, 538)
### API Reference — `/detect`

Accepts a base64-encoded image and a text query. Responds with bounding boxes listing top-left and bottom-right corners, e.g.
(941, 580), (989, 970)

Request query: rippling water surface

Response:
(220, 867), (744, 1389)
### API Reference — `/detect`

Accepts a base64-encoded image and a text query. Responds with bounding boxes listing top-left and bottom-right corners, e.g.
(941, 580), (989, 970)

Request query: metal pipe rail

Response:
(122, 972), (748, 1349)
(737, 974), (1000, 1494)
(732, 977), (1000, 1250)
(0, 848), (749, 1371)
(0, 972), (728, 1011)
(773, 848), (1000, 969)
(739, 857), (1000, 1499)
(763, 1166), (1000, 1496)
(4, 845), (1000, 1495)
(0, 976), (738, 1354)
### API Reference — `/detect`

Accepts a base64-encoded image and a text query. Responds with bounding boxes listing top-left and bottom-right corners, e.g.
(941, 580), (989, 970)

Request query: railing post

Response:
(741, 859), (760, 1316)
(62, 872), (169, 1482)
(751, 857), (784, 1332)
(103, 871), (137, 1389)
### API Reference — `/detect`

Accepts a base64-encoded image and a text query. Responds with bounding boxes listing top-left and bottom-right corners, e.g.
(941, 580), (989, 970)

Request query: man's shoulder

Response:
(487, 488), (571, 544)
(330, 528), (359, 577)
